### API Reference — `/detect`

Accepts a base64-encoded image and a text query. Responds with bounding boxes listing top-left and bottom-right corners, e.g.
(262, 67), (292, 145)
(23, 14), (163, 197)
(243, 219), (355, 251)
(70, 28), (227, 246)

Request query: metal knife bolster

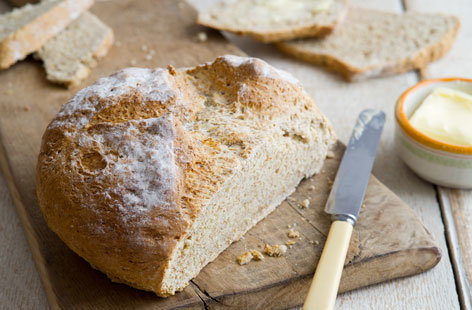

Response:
(325, 109), (386, 226)
(331, 214), (358, 225)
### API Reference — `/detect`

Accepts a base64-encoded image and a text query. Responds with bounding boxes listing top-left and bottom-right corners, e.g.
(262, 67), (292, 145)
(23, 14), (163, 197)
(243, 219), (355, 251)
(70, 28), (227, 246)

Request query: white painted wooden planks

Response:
(404, 0), (472, 307)
(188, 0), (461, 308)
(0, 0), (467, 308)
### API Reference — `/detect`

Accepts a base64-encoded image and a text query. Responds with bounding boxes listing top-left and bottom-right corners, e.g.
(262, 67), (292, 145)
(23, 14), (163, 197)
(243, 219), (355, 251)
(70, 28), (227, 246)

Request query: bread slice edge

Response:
(276, 12), (461, 81)
(197, 0), (349, 43)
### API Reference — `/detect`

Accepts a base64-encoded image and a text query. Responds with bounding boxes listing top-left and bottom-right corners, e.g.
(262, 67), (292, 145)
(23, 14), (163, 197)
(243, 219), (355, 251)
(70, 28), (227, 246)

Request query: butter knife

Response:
(302, 109), (386, 310)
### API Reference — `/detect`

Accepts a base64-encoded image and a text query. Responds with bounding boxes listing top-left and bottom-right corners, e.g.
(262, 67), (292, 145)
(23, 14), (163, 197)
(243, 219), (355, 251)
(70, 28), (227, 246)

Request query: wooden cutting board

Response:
(0, 0), (440, 309)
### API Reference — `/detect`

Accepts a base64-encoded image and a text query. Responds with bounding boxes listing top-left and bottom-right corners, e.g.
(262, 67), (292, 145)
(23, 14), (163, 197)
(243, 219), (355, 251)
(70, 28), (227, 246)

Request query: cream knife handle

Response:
(302, 220), (353, 310)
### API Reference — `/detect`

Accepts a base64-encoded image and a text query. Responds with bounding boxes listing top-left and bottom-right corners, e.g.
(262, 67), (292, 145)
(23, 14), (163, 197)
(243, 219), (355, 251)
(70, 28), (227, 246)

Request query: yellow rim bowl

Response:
(395, 77), (472, 155)
(395, 77), (472, 188)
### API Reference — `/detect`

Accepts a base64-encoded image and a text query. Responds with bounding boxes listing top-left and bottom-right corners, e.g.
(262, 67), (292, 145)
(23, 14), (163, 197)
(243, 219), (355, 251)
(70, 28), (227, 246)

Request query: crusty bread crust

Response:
(36, 55), (335, 296)
(0, 0), (94, 69)
(197, 0), (349, 43)
(276, 11), (460, 81)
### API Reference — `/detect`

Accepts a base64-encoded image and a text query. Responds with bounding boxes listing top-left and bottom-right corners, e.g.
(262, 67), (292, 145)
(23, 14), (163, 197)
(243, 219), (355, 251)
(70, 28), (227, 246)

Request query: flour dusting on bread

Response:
(37, 55), (336, 297)
(76, 117), (178, 224)
(51, 68), (177, 129)
(222, 55), (300, 84)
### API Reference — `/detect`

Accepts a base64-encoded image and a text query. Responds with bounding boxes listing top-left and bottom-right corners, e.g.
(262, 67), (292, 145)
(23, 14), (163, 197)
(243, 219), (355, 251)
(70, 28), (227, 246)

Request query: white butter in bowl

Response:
(410, 87), (472, 146)
(395, 78), (472, 188)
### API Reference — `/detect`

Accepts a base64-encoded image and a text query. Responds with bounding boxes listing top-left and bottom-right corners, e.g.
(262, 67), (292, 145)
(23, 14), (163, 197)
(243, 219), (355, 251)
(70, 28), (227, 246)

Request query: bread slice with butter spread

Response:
(277, 8), (460, 81)
(197, 0), (349, 43)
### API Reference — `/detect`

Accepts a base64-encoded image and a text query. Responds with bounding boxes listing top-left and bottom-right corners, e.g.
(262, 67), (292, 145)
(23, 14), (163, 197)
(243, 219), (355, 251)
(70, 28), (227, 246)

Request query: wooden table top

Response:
(0, 0), (470, 309)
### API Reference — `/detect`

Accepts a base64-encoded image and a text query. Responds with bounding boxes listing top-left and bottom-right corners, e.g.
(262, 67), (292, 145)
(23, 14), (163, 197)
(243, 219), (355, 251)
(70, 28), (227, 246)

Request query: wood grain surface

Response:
(403, 0), (472, 307)
(0, 151), (47, 309)
(0, 3), (48, 310)
(187, 0), (462, 309)
(0, 0), (467, 309)
(0, 0), (441, 307)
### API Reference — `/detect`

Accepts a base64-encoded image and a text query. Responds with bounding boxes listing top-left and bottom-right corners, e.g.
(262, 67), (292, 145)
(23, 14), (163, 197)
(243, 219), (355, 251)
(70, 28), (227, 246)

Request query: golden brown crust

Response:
(36, 55), (334, 296)
(198, 17), (337, 43)
(276, 14), (460, 81)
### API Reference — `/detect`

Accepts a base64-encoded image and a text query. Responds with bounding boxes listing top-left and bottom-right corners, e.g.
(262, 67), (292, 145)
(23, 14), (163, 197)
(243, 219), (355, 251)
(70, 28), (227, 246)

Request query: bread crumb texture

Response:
(287, 229), (300, 238)
(300, 198), (310, 209)
(236, 249), (264, 265)
(286, 240), (296, 246)
(236, 251), (254, 265)
(36, 12), (114, 88)
(251, 250), (264, 261)
(264, 244), (288, 257)
(196, 31), (207, 42)
(36, 55), (335, 297)
(0, 0), (94, 69)
(277, 8), (460, 81)
(197, 0), (348, 43)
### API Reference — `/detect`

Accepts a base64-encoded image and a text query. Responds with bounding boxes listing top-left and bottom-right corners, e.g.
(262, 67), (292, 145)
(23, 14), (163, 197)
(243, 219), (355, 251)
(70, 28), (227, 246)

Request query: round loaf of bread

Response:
(36, 55), (336, 296)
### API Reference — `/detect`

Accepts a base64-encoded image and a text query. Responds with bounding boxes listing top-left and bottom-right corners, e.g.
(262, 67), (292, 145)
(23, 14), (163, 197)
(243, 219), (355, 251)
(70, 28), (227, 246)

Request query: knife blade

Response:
(325, 109), (386, 224)
(302, 109), (385, 310)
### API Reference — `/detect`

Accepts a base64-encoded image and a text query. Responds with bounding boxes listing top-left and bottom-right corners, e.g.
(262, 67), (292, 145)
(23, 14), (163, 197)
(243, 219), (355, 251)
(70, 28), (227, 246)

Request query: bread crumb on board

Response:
(196, 31), (208, 42)
(264, 244), (288, 257)
(300, 198), (310, 209)
(251, 250), (264, 261)
(167, 65), (177, 76)
(236, 250), (264, 265)
(286, 240), (297, 247)
(287, 229), (300, 239)
(236, 251), (253, 265)
(326, 150), (335, 159)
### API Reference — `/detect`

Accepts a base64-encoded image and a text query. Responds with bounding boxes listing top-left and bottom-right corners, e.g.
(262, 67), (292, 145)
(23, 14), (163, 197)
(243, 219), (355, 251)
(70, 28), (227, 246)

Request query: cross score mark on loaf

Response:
(36, 55), (336, 297)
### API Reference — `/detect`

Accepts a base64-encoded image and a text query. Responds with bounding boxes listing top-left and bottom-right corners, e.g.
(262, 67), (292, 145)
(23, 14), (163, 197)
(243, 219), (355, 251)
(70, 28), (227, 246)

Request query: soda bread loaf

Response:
(36, 12), (114, 87)
(276, 8), (460, 81)
(197, 0), (349, 43)
(0, 0), (94, 69)
(36, 55), (336, 296)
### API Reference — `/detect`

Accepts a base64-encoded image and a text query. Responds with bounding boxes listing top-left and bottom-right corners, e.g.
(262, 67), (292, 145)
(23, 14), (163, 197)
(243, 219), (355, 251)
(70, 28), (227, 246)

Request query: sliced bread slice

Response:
(276, 8), (460, 81)
(36, 12), (114, 88)
(0, 0), (94, 69)
(197, 0), (349, 43)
